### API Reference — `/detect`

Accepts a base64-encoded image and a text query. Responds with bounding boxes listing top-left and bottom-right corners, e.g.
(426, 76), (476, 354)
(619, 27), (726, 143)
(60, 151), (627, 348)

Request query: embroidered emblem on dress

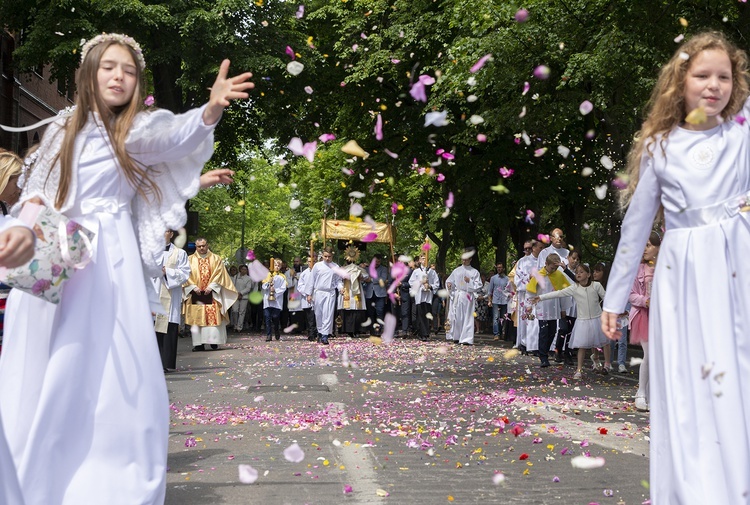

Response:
(690, 142), (715, 169)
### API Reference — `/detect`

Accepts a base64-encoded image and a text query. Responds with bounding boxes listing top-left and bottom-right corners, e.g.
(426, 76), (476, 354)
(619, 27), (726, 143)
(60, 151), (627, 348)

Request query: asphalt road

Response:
(165, 331), (650, 505)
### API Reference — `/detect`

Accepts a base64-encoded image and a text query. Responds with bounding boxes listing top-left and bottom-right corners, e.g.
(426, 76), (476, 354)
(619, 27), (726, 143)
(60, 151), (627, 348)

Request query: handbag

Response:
(0, 203), (95, 304)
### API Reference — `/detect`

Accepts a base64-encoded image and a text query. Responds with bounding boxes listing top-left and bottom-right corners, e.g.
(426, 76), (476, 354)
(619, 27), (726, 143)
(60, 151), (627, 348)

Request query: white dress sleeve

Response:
(603, 153), (662, 313)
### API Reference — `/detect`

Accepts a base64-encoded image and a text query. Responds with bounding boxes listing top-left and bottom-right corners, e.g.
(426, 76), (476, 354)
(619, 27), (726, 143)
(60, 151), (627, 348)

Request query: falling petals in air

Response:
(295, 4), (305, 18)
(304, 86), (313, 94)
(436, 149), (454, 160)
(248, 260), (270, 282)
(461, 249), (475, 260)
(384, 149), (399, 158)
(571, 456), (606, 469)
(558, 145), (570, 158)
(246, 250), (256, 261)
(341, 140), (369, 159)
(534, 147), (548, 157)
(238, 464), (259, 484)
(286, 61), (304, 76)
(581, 167), (594, 177)
(477, 134), (487, 142)
(538, 234), (550, 244)
(600, 155), (614, 170)
(674, 34), (685, 43)
(736, 115), (747, 125)
(349, 203), (363, 216)
(381, 313), (397, 343)
(425, 110), (450, 127)
(289, 199), (301, 210)
(436, 173), (445, 182)
(470, 54), (493, 73)
(361, 232), (378, 242)
(375, 114), (383, 140)
(490, 183), (509, 194)
(391, 202), (399, 215)
(499, 167), (514, 178)
(144, 95), (155, 106)
(319, 133), (336, 142)
(285, 46), (296, 60)
(445, 192), (454, 209)
(288, 137), (317, 162)
(283, 443), (305, 463)
(469, 115), (484, 125)
(410, 74), (436, 102)
(579, 100), (593, 115)
(533, 65), (550, 80)
(522, 81), (530, 95)
(685, 106), (707, 125)
(525, 209), (535, 224)
(594, 184), (608, 200)
(515, 8), (529, 22)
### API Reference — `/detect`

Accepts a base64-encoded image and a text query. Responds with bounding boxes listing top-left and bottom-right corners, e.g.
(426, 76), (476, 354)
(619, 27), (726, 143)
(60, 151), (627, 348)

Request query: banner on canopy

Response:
(321, 219), (393, 244)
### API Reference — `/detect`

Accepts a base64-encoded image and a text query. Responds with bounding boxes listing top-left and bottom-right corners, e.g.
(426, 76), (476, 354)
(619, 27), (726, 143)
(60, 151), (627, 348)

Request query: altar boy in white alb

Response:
(152, 230), (191, 371)
(446, 252), (483, 345)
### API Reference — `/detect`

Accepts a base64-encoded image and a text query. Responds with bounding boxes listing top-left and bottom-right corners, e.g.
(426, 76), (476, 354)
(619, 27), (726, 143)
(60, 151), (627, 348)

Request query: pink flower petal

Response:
(470, 54), (492, 73)
(533, 65), (550, 80)
(381, 313), (397, 343)
(285, 46), (296, 60)
(361, 232), (378, 242)
(446, 191), (454, 209)
(238, 464), (259, 484)
(375, 114), (383, 140)
(284, 443), (305, 463)
(579, 100), (594, 115)
(391, 202), (399, 214)
(515, 8), (529, 22)
(477, 134), (487, 142)
(522, 81), (530, 95)
(436, 173), (445, 182)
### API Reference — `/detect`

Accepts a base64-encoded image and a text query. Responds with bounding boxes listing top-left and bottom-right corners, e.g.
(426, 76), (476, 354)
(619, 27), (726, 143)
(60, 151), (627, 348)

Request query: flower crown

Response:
(80, 33), (146, 70)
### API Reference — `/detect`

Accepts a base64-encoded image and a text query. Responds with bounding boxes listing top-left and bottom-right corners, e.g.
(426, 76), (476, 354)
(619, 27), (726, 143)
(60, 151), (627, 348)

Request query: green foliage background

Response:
(4, 0), (749, 272)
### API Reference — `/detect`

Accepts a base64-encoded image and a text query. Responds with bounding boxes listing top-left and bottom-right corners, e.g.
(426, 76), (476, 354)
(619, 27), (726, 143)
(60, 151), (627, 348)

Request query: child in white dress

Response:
(0, 33), (253, 505)
(602, 32), (750, 503)
(531, 264), (607, 380)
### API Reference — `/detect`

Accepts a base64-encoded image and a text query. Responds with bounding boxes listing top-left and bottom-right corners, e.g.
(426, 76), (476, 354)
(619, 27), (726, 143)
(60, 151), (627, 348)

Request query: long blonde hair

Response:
(52, 40), (160, 209)
(621, 32), (750, 208)
(0, 149), (22, 197)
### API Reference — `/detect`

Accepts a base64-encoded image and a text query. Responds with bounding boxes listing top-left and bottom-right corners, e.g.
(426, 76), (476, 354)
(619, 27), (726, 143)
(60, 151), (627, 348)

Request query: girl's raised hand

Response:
(203, 59), (254, 126)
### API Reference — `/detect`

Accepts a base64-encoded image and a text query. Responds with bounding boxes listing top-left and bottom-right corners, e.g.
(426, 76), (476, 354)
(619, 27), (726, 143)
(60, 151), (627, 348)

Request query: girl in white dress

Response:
(602, 32), (750, 504)
(0, 33), (253, 505)
(530, 264), (607, 380)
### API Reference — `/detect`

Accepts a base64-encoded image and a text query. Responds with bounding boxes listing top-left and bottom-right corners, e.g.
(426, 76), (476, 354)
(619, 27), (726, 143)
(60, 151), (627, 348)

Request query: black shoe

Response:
(275, 334), (281, 341)
(265, 336), (272, 342)
(320, 335), (329, 345)
(540, 362), (550, 368)
(460, 342), (473, 346)
(419, 336), (430, 342)
(210, 344), (218, 350)
(453, 340), (459, 344)
(192, 345), (205, 352)
(519, 345), (527, 355)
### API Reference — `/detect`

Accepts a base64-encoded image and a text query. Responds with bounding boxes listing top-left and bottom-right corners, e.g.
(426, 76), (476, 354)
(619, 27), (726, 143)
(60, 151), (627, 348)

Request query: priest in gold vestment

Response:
(183, 238), (237, 351)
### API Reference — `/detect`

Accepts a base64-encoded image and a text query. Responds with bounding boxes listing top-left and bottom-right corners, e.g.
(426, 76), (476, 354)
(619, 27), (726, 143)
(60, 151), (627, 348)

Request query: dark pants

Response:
(304, 307), (318, 340)
(398, 292), (411, 334)
(555, 316), (576, 359)
(250, 300), (263, 331)
(538, 319), (558, 365)
(416, 301), (432, 338)
(156, 322), (179, 370)
(280, 293), (289, 329)
(264, 307), (281, 338)
(431, 297), (442, 332)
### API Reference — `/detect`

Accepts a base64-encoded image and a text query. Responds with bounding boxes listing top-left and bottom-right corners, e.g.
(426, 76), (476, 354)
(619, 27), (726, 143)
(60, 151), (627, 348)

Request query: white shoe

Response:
(573, 371), (582, 380)
(634, 396), (649, 411)
(618, 364), (627, 373)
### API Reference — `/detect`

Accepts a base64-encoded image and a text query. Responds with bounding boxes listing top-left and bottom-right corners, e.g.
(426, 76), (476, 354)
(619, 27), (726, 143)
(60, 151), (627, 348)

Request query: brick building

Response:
(0, 30), (75, 155)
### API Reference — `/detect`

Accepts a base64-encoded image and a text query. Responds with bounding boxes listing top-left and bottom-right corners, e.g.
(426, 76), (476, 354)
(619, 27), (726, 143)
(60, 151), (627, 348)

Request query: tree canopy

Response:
(4, 0), (749, 271)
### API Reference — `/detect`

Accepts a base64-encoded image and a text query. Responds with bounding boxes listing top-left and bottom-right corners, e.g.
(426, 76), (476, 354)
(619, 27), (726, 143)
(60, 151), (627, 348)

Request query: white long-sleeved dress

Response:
(605, 101), (750, 504)
(0, 107), (214, 505)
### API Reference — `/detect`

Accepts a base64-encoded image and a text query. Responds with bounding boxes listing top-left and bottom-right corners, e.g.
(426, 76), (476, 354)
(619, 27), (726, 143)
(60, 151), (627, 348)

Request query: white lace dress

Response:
(605, 100), (750, 504)
(0, 107), (214, 505)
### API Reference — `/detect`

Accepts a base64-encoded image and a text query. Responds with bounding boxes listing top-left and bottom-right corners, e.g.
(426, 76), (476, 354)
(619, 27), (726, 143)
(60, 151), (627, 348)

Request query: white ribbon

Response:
(0, 109), (74, 132)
